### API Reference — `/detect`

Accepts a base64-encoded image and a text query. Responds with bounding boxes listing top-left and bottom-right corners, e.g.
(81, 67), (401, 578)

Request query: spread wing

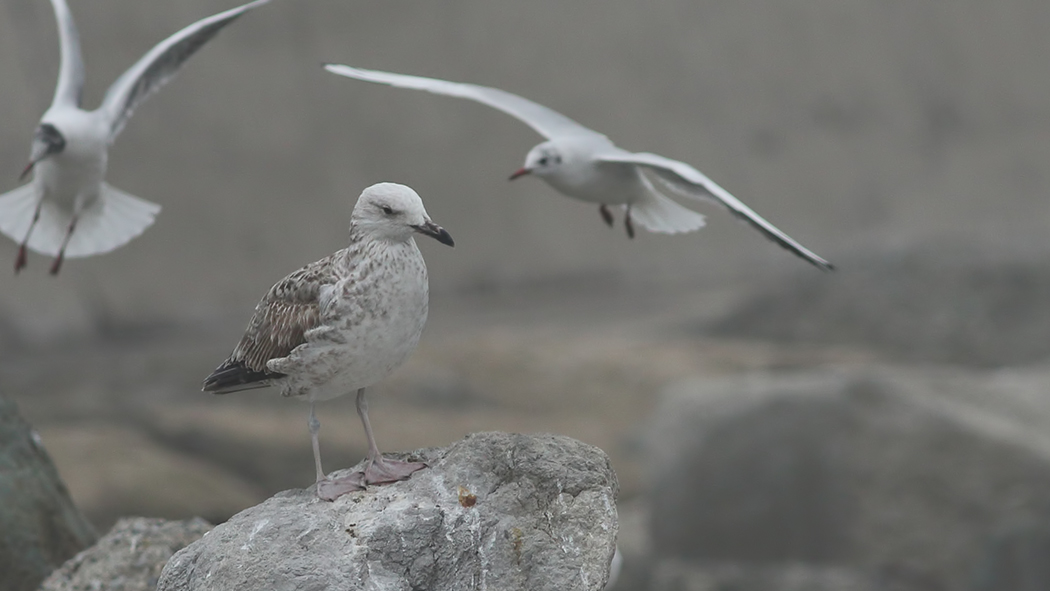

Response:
(323, 64), (607, 141)
(202, 255), (334, 393)
(48, 0), (85, 108)
(597, 151), (835, 272)
(98, 0), (270, 141)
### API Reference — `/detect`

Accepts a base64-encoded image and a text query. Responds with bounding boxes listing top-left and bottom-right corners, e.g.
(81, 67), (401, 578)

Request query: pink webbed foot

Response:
(363, 456), (427, 485)
(316, 472), (367, 501)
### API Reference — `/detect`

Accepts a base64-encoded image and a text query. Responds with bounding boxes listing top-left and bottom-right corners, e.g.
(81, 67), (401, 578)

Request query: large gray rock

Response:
(706, 255), (1050, 367)
(39, 517), (211, 591)
(158, 432), (618, 591)
(645, 369), (1050, 591)
(0, 395), (95, 591)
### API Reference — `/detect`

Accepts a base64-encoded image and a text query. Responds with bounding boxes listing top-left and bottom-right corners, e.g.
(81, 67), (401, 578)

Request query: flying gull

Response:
(203, 182), (455, 501)
(0, 0), (271, 274)
(324, 64), (833, 272)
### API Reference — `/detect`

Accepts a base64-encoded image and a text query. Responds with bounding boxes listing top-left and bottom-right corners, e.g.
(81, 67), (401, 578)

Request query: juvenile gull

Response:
(325, 64), (833, 271)
(203, 183), (454, 501)
(0, 0), (271, 275)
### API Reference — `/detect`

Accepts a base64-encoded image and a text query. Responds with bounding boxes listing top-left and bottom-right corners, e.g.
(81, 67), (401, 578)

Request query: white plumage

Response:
(0, 0), (270, 274)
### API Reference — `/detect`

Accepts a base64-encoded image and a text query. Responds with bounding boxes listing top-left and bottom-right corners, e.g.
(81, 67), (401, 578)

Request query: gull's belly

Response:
(544, 164), (641, 206)
(37, 145), (107, 210)
(274, 255), (430, 401)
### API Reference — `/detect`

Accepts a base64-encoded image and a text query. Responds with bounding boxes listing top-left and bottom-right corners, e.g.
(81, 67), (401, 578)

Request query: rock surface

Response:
(707, 255), (1050, 367)
(158, 432), (618, 591)
(0, 395), (96, 591)
(39, 517), (211, 591)
(645, 369), (1050, 591)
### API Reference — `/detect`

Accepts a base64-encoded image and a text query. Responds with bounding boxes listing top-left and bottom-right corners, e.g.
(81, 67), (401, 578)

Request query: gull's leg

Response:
(15, 200), (43, 273)
(309, 402), (325, 482)
(48, 213), (78, 275)
(356, 387), (426, 485)
(599, 204), (614, 227)
(624, 205), (635, 239)
(313, 400), (365, 501)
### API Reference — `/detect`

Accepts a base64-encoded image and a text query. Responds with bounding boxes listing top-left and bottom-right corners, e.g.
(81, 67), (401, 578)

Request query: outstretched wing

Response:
(598, 152), (835, 271)
(98, 0), (270, 141)
(202, 255), (334, 393)
(324, 64), (607, 141)
(48, 0), (85, 108)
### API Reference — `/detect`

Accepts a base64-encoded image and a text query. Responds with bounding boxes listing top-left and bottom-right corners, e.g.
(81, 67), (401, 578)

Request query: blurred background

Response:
(1, 0), (1049, 589)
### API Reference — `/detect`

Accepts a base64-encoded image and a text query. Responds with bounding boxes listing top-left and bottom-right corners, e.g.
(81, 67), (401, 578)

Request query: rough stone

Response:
(158, 432), (618, 591)
(0, 395), (96, 591)
(39, 517), (211, 591)
(645, 369), (1050, 591)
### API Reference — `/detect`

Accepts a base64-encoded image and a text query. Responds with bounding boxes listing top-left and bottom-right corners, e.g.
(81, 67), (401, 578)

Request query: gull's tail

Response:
(629, 175), (707, 234)
(0, 182), (160, 258)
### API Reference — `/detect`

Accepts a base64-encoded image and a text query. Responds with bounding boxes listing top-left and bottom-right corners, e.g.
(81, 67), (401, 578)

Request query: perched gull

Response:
(0, 0), (271, 275)
(324, 64), (833, 272)
(203, 183), (455, 501)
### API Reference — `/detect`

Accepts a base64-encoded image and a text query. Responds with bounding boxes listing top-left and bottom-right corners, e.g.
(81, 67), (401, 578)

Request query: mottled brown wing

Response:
(202, 255), (335, 393)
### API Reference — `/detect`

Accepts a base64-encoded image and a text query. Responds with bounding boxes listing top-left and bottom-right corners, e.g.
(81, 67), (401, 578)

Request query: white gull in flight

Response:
(324, 64), (833, 272)
(203, 182), (455, 501)
(0, 0), (271, 275)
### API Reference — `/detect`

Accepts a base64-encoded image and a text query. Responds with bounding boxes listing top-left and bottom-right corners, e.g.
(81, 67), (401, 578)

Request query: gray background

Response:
(1, 2), (1049, 587)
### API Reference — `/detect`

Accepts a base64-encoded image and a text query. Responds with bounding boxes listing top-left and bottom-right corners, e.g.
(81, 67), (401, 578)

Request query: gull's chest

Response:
(278, 247), (430, 399)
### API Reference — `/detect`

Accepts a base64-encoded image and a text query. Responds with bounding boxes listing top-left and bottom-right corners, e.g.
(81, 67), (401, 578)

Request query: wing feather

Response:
(323, 64), (606, 141)
(48, 0), (85, 108)
(98, 0), (270, 140)
(598, 151), (834, 271)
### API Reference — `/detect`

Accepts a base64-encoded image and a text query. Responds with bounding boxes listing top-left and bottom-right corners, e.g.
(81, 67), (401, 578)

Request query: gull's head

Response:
(352, 182), (454, 247)
(509, 141), (565, 181)
(20, 123), (66, 180)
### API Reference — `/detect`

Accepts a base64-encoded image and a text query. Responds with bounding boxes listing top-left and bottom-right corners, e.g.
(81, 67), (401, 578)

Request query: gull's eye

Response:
(538, 157), (549, 166)
(381, 205), (394, 215)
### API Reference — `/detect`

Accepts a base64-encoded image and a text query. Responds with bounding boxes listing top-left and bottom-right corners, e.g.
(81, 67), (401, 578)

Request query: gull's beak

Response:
(412, 220), (455, 247)
(19, 161), (36, 181)
(508, 167), (532, 181)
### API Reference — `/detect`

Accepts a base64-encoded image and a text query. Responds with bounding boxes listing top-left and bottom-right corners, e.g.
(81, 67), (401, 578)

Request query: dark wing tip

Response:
(202, 359), (280, 394)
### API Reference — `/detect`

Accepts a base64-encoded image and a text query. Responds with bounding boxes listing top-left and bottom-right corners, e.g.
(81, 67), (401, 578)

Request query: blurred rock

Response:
(707, 255), (1050, 367)
(39, 422), (265, 529)
(650, 561), (882, 591)
(39, 517), (211, 591)
(971, 525), (1050, 591)
(158, 432), (618, 591)
(0, 395), (95, 591)
(646, 370), (1050, 591)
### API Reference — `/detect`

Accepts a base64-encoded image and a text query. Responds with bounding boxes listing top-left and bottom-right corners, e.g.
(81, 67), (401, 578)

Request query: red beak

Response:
(19, 162), (34, 181)
(508, 167), (531, 181)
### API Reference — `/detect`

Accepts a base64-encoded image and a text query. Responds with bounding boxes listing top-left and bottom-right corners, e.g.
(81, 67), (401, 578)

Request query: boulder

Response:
(706, 255), (1050, 367)
(158, 432), (618, 591)
(0, 395), (96, 591)
(39, 517), (211, 591)
(645, 369), (1050, 591)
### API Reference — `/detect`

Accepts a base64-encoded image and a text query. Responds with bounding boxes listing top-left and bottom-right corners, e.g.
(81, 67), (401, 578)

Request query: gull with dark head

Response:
(0, 0), (271, 275)
(324, 64), (833, 272)
(203, 182), (454, 501)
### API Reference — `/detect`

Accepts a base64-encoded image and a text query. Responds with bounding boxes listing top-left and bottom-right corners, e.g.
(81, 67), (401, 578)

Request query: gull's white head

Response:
(352, 182), (454, 246)
(509, 141), (567, 181)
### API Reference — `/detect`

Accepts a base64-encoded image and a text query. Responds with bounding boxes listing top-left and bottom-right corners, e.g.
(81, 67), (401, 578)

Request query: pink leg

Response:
(624, 205), (635, 239)
(311, 402), (365, 501)
(599, 204), (614, 227)
(357, 387), (426, 485)
(49, 214), (78, 275)
(15, 201), (43, 274)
